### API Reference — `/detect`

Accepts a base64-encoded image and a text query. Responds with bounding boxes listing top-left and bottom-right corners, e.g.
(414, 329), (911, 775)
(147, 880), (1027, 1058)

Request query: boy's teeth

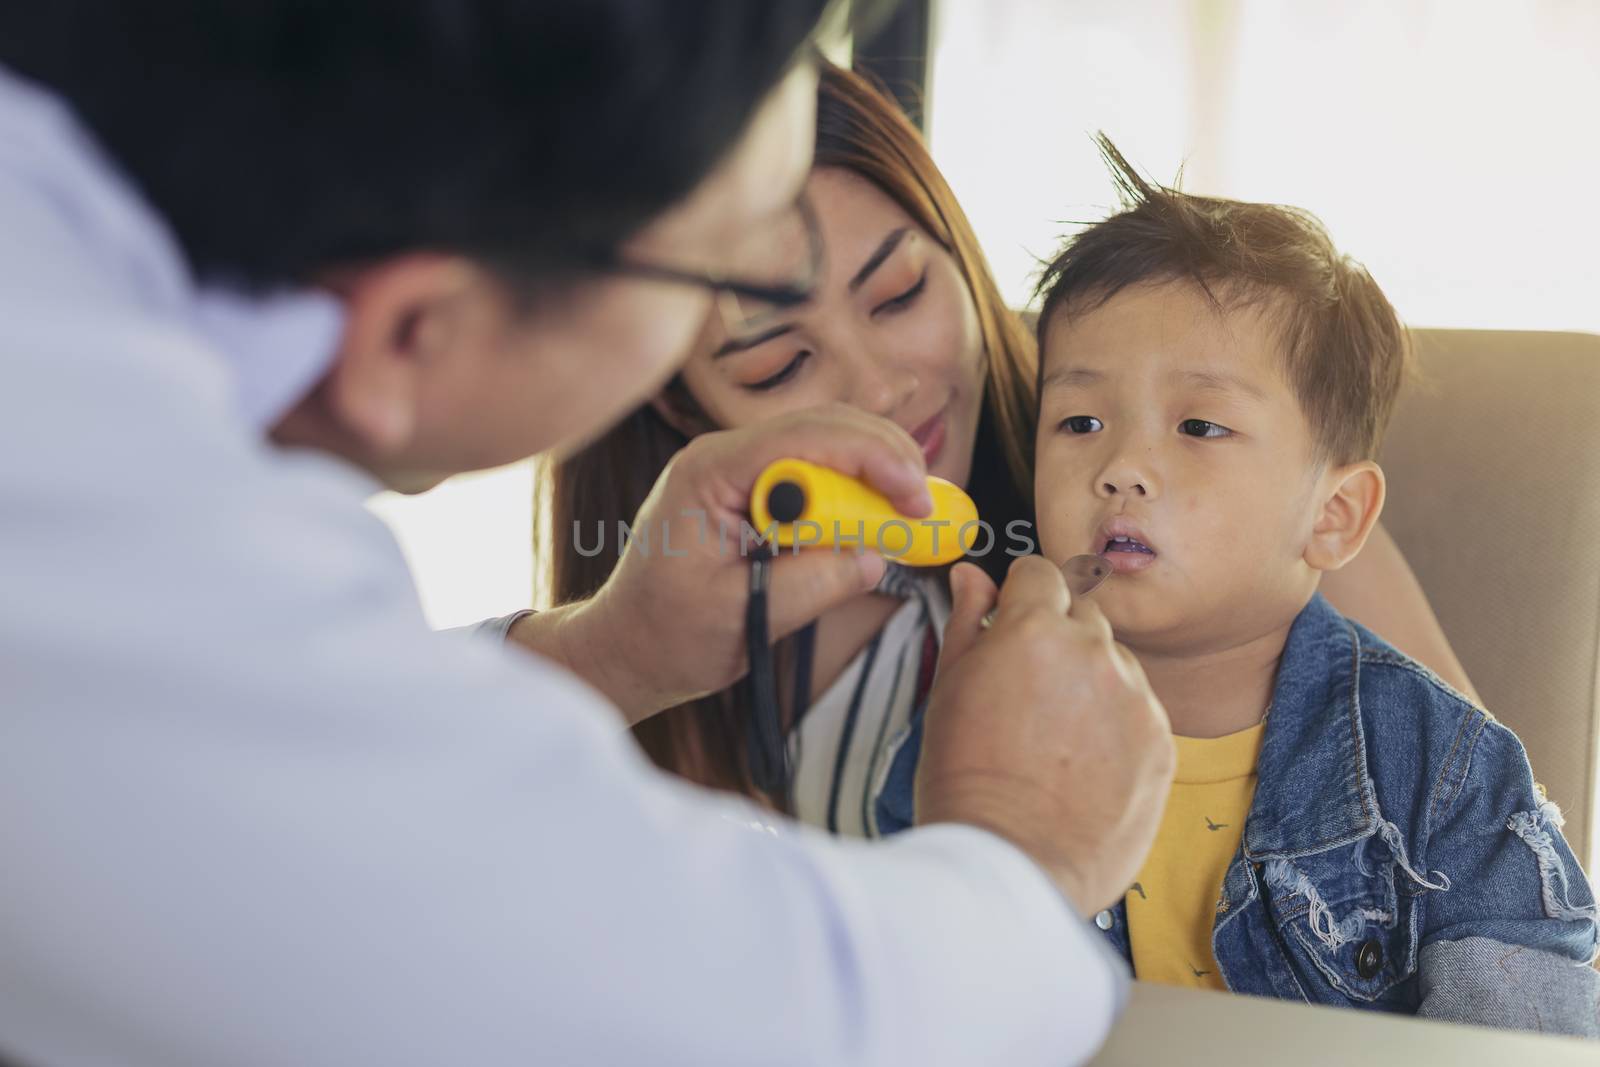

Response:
(1104, 535), (1154, 554)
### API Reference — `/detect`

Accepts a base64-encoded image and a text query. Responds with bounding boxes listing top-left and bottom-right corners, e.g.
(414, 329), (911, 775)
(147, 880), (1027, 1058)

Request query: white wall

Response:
(928, 0), (1600, 334)
(366, 461), (534, 630)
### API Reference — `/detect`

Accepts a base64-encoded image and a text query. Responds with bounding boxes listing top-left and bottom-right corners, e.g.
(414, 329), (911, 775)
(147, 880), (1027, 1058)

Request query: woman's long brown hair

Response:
(536, 59), (1038, 800)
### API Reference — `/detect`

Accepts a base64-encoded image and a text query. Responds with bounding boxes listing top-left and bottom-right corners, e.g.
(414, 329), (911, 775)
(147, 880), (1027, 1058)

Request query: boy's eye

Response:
(1059, 415), (1103, 434)
(1180, 418), (1232, 438)
(744, 351), (811, 392)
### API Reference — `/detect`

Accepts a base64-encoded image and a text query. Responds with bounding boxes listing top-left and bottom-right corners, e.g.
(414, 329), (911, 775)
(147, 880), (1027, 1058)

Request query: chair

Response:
(1380, 329), (1600, 870)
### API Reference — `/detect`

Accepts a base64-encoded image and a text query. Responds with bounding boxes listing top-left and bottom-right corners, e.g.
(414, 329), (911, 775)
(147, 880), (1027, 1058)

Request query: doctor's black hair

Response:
(0, 0), (835, 291)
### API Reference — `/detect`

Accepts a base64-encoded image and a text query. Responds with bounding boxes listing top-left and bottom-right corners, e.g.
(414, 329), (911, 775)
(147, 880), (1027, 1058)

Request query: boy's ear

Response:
(1304, 461), (1386, 572)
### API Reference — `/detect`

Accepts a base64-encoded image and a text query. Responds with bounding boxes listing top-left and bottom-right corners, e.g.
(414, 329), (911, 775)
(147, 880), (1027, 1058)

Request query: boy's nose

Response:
(1096, 454), (1156, 498)
(1100, 477), (1148, 497)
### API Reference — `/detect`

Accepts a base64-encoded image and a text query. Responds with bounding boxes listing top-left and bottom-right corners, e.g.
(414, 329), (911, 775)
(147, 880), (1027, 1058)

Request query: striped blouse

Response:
(787, 565), (951, 839)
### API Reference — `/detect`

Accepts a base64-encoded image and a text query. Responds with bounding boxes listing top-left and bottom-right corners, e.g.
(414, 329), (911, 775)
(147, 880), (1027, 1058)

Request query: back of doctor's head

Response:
(0, 0), (833, 291)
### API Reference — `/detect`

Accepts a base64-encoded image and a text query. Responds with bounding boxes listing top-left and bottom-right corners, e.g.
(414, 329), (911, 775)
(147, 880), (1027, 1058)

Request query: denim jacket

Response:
(876, 592), (1600, 1035)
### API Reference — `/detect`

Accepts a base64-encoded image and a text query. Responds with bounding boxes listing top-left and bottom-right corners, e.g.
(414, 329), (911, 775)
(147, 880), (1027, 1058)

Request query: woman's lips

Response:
(909, 410), (947, 468)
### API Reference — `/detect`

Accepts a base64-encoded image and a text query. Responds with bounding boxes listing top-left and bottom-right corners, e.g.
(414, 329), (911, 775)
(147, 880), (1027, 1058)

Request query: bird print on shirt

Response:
(1204, 815), (1228, 832)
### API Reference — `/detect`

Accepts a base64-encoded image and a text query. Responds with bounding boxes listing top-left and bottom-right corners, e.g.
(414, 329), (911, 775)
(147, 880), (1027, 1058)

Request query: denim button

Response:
(1355, 939), (1383, 979)
(1095, 910), (1115, 931)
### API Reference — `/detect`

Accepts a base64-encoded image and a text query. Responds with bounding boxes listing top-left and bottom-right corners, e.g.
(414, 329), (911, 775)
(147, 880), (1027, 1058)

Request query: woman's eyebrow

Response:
(848, 227), (911, 293)
(713, 322), (795, 359)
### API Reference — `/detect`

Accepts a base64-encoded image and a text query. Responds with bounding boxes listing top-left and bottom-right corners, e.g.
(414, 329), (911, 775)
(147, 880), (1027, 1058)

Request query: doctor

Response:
(0, 5), (1174, 1065)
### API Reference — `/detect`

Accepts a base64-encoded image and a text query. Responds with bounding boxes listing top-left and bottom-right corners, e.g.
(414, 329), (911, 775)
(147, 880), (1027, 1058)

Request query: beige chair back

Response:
(1380, 329), (1600, 869)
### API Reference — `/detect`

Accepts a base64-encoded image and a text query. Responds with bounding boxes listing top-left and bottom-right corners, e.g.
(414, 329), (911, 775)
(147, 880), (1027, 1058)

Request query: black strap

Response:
(744, 551), (788, 796)
(791, 618), (817, 727)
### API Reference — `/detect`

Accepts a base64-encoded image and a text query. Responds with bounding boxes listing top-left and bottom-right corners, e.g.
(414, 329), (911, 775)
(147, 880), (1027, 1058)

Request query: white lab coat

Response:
(0, 65), (1124, 1066)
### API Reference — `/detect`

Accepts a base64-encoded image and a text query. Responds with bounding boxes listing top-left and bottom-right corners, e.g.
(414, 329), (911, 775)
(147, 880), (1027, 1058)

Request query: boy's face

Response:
(1034, 280), (1325, 653)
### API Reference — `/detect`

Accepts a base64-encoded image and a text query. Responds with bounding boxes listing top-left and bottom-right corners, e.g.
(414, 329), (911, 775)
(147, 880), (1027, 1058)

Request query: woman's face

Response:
(665, 166), (988, 488)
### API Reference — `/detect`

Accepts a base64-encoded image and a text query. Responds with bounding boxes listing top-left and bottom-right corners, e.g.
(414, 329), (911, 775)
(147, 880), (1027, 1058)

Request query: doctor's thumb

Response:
(939, 562), (997, 669)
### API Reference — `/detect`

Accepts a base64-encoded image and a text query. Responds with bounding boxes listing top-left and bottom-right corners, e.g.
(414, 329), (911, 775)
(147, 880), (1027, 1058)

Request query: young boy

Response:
(876, 141), (1599, 1033)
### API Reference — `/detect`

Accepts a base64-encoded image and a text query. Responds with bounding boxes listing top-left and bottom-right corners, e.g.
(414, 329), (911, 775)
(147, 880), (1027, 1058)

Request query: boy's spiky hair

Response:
(1034, 135), (1409, 464)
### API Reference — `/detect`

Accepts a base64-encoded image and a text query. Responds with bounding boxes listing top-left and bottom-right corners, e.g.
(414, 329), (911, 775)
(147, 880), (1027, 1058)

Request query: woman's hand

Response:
(914, 558), (1177, 916)
(512, 404), (932, 723)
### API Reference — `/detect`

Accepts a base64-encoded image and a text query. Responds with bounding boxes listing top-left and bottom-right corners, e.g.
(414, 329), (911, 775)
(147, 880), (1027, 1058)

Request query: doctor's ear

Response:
(648, 380), (716, 440)
(1304, 460), (1386, 572)
(322, 254), (478, 456)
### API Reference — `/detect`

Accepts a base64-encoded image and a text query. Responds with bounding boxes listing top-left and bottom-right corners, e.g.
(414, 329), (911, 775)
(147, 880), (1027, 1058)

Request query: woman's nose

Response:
(850, 356), (918, 419)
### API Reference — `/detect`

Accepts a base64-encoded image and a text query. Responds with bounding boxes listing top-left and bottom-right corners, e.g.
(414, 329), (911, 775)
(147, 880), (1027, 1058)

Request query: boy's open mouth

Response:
(1095, 518), (1159, 574)
(1102, 535), (1155, 555)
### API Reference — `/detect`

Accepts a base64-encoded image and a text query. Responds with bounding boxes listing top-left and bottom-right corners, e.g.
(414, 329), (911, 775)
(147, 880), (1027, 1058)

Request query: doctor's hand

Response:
(914, 557), (1176, 917)
(509, 404), (930, 723)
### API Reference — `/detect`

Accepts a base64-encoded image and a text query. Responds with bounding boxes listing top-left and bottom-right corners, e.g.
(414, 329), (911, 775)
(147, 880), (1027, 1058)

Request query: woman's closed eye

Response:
(872, 268), (927, 316)
(1058, 415), (1103, 434)
(1179, 418), (1233, 439)
(743, 350), (812, 392)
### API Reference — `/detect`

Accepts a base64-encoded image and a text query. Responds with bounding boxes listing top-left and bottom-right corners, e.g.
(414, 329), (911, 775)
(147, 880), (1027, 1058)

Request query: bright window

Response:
(928, 0), (1600, 334)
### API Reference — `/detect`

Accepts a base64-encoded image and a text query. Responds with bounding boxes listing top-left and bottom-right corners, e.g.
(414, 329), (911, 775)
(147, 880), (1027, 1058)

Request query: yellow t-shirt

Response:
(1125, 722), (1265, 990)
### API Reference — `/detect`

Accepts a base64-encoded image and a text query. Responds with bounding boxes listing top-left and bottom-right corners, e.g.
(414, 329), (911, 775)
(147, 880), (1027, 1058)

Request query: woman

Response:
(542, 59), (1476, 831)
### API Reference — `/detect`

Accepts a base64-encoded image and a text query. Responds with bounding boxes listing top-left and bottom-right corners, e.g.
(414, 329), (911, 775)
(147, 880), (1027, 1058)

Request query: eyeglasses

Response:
(609, 193), (826, 334)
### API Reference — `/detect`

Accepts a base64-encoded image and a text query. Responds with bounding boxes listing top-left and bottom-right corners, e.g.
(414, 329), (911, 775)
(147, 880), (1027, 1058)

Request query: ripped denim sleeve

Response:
(1507, 801), (1600, 931)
